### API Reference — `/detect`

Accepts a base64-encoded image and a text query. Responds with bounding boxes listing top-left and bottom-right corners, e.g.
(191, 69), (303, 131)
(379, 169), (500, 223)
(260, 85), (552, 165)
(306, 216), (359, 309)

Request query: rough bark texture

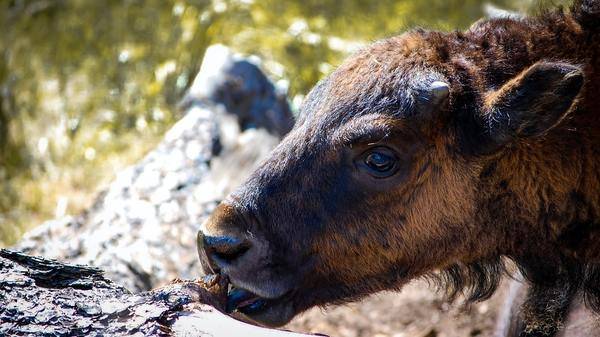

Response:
(0, 249), (322, 337)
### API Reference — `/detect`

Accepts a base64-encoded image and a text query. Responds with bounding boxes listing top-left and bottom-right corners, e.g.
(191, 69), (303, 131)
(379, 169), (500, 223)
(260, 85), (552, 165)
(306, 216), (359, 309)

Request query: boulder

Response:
(15, 46), (286, 292)
(181, 44), (294, 137)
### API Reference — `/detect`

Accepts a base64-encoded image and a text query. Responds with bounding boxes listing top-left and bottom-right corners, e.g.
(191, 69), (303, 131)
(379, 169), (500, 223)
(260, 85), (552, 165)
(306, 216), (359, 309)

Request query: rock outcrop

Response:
(15, 45), (286, 292)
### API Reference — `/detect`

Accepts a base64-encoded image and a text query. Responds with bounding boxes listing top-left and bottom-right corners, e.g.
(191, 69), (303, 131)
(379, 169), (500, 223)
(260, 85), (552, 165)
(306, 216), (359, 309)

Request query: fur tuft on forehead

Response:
(300, 67), (450, 131)
(297, 31), (456, 131)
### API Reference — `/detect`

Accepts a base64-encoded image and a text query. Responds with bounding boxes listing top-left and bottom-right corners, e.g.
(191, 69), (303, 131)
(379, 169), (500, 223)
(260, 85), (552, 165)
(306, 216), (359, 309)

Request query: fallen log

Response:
(0, 249), (323, 337)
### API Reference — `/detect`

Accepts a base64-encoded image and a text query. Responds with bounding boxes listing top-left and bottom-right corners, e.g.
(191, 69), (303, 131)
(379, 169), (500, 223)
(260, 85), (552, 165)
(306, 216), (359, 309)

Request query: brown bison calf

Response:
(198, 1), (600, 336)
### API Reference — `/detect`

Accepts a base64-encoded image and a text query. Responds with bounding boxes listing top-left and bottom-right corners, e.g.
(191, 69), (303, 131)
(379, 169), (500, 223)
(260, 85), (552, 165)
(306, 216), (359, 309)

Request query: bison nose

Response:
(197, 231), (251, 273)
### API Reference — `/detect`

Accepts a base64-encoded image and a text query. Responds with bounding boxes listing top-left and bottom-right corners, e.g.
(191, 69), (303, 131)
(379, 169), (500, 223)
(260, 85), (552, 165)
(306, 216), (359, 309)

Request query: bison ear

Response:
(473, 61), (583, 154)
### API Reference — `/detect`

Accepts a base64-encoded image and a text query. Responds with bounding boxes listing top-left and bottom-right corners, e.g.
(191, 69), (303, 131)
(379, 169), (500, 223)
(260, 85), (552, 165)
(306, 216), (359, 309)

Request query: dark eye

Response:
(360, 147), (398, 178)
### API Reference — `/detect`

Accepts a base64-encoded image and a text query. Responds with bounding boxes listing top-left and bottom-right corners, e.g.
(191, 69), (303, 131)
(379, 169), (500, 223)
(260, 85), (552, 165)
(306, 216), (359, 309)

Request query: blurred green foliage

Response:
(0, 0), (568, 245)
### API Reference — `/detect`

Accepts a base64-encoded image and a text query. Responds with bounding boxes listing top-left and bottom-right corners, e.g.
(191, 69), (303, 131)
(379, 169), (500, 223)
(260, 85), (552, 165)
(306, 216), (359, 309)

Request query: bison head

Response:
(197, 33), (583, 327)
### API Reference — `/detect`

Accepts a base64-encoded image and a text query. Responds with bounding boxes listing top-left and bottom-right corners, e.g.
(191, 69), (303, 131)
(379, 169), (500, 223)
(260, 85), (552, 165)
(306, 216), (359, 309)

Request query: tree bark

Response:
(0, 249), (322, 337)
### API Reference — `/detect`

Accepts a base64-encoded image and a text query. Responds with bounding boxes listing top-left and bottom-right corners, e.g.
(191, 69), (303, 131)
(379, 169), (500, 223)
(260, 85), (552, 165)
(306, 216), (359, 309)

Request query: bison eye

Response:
(360, 147), (398, 178)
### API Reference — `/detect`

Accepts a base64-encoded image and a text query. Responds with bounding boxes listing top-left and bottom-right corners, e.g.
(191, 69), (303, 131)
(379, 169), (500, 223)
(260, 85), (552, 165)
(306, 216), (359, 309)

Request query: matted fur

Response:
(430, 257), (600, 308)
(428, 258), (507, 303)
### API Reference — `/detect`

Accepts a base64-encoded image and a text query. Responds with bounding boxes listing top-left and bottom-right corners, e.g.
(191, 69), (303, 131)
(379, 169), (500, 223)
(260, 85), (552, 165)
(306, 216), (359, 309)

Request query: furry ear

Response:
(475, 61), (584, 154)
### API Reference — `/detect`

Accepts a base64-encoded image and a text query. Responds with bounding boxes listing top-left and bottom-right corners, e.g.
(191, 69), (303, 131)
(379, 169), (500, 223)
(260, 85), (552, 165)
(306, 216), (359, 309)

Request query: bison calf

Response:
(198, 1), (600, 336)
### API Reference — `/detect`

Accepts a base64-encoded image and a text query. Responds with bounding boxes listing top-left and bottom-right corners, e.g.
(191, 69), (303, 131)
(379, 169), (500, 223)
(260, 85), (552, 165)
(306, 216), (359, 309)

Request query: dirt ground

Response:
(285, 279), (508, 337)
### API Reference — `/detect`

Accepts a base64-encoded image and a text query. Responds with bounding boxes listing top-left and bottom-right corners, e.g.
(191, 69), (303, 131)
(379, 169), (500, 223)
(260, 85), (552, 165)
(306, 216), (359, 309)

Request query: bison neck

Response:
(469, 101), (600, 329)
(474, 102), (600, 282)
(488, 132), (600, 261)
(470, 10), (600, 262)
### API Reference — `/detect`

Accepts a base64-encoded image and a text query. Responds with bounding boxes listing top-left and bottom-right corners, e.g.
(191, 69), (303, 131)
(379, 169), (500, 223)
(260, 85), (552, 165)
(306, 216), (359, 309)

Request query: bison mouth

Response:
(226, 285), (296, 327)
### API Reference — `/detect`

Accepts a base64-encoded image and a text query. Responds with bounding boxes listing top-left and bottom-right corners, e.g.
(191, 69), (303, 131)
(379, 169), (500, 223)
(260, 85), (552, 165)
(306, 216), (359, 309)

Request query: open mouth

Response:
(225, 285), (295, 327)
(226, 286), (271, 315)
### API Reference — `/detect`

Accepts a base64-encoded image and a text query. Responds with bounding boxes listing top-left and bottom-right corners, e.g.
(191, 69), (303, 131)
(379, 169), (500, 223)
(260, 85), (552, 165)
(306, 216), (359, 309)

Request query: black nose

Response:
(197, 232), (251, 273)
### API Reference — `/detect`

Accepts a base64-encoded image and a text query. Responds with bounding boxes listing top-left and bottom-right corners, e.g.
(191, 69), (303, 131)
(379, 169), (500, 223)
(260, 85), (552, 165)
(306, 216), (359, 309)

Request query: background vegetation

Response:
(0, 0), (568, 245)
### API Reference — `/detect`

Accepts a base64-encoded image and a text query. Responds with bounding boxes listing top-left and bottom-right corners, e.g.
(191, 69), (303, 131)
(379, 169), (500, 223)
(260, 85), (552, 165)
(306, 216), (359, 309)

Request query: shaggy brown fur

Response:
(198, 1), (600, 335)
